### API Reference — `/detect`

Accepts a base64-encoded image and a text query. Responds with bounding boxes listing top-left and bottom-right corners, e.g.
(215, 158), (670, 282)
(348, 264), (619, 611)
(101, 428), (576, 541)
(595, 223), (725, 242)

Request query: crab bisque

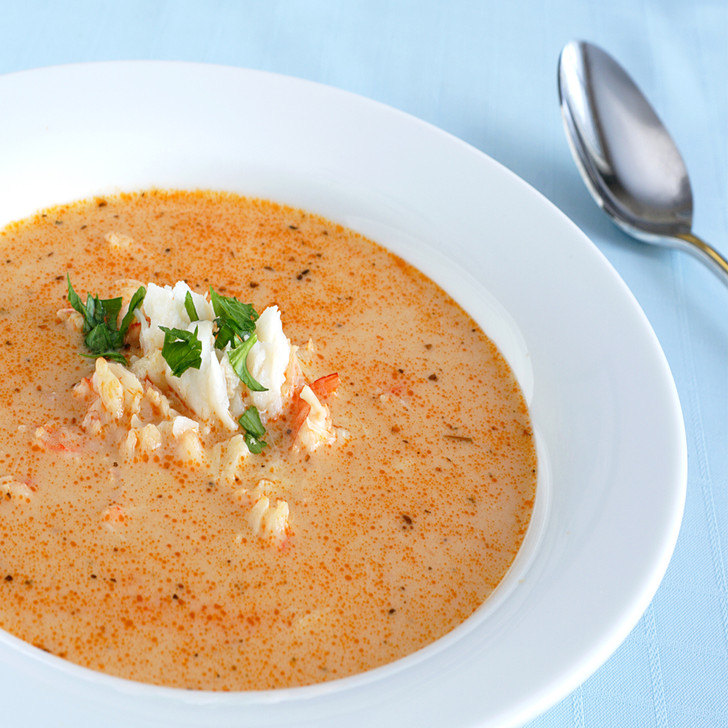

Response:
(0, 190), (536, 690)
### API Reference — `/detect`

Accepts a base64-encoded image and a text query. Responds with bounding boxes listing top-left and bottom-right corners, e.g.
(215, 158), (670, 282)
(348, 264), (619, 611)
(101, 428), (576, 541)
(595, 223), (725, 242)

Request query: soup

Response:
(0, 190), (535, 690)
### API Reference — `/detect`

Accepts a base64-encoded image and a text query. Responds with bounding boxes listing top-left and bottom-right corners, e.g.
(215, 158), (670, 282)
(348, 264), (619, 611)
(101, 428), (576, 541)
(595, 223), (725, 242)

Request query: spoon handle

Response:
(672, 232), (728, 287)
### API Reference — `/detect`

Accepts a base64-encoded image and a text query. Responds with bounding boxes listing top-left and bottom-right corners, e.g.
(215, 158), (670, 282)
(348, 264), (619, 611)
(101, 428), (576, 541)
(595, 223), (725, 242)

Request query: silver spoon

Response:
(558, 40), (728, 284)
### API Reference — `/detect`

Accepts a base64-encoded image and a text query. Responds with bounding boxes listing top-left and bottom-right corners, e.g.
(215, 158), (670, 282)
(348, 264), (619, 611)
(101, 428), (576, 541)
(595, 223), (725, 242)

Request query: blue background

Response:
(1, 2), (727, 725)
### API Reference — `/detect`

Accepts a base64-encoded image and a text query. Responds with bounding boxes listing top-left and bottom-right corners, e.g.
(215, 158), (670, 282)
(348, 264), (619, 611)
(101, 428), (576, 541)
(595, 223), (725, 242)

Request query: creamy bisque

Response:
(0, 190), (535, 690)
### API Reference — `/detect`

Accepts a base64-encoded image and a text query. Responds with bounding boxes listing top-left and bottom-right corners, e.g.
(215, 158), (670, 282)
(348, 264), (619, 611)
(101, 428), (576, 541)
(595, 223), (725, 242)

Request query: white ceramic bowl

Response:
(0, 62), (686, 728)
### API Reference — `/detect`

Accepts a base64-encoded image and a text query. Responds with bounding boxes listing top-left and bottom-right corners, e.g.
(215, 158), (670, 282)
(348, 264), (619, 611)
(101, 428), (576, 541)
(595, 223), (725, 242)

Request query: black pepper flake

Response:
(249, 281), (259, 288)
(288, 224), (299, 230)
(428, 373), (438, 381)
(388, 608), (396, 614)
(4, 575), (13, 582)
(97, 199), (108, 207)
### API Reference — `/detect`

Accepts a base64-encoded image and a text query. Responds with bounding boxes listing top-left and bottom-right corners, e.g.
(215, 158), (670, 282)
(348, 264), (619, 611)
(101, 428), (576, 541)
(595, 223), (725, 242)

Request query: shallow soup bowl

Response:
(0, 62), (686, 728)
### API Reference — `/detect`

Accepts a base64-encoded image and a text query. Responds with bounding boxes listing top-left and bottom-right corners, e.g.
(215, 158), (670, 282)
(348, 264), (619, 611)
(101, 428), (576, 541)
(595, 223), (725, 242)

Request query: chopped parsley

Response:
(184, 290), (199, 322)
(238, 406), (267, 453)
(159, 326), (202, 376)
(210, 287), (258, 349)
(67, 275), (145, 364)
(227, 333), (267, 392)
(209, 287), (267, 392)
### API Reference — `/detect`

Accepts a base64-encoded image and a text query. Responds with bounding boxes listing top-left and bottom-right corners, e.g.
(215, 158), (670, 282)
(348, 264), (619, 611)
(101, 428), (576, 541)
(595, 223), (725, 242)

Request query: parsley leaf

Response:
(120, 286), (146, 337)
(184, 290), (199, 322)
(209, 287), (259, 349)
(227, 333), (267, 392)
(67, 275), (145, 364)
(208, 286), (266, 391)
(238, 406), (267, 453)
(159, 326), (202, 376)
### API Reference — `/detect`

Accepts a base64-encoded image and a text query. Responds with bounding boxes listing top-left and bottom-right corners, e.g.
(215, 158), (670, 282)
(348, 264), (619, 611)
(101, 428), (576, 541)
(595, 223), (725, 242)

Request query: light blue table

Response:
(1, 2), (726, 725)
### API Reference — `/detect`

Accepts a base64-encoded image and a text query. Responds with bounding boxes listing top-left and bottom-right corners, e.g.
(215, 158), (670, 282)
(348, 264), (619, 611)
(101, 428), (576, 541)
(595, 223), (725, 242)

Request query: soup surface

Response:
(0, 190), (535, 690)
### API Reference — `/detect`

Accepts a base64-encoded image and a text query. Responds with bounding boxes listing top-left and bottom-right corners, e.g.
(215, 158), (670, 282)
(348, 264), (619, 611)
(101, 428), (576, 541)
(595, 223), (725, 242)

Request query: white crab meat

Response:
(246, 305), (292, 420)
(135, 282), (292, 430)
(297, 385), (336, 451)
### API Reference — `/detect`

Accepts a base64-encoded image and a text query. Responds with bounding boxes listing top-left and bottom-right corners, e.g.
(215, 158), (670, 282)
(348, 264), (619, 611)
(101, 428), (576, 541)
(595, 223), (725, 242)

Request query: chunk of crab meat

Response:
(281, 345), (304, 401)
(73, 376), (94, 400)
(93, 359), (124, 420)
(247, 495), (270, 535)
(296, 385), (336, 451)
(219, 354), (246, 419)
(34, 424), (83, 453)
(0, 475), (35, 503)
(246, 306), (292, 420)
(130, 350), (168, 391)
(139, 315), (237, 430)
(81, 402), (104, 436)
(137, 281), (214, 352)
(129, 415), (162, 453)
(171, 416), (199, 438)
(92, 358), (144, 420)
(233, 478), (275, 506)
(104, 231), (135, 252)
(120, 430), (138, 460)
(214, 434), (250, 486)
(140, 381), (174, 419)
(57, 307), (84, 333)
(262, 501), (290, 545)
(165, 320), (238, 430)
(245, 493), (290, 545)
(175, 427), (206, 465)
(289, 373), (340, 440)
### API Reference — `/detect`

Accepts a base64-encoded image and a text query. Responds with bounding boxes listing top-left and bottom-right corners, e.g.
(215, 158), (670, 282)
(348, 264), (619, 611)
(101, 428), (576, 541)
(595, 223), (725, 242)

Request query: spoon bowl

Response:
(558, 40), (728, 284)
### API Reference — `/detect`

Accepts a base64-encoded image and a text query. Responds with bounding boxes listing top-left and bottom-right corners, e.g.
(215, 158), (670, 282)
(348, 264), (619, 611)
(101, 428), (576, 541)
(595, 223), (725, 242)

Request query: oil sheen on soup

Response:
(0, 190), (536, 690)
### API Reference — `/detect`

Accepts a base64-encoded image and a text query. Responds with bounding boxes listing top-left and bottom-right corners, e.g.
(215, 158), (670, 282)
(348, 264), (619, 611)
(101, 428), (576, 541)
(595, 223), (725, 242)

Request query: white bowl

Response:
(0, 62), (686, 728)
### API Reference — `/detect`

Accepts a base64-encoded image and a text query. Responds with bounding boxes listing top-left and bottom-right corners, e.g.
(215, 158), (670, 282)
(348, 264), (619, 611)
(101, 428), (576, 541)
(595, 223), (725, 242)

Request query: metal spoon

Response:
(558, 40), (728, 284)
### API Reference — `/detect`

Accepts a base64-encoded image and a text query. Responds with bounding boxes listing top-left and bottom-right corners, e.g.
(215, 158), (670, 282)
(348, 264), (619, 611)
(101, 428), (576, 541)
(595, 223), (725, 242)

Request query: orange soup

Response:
(0, 190), (535, 690)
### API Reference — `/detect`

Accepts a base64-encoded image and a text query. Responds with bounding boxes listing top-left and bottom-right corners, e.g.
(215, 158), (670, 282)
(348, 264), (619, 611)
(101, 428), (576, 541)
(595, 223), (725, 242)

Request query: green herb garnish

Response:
(184, 290), (199, 322)
(238, 406), (267, 453)
(227, 333), (267, 392)
(159, 326), (203, 376)
(209, 287), (259, 349)
(209, 287), (266, 392)
(67, 275), (145, 364)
